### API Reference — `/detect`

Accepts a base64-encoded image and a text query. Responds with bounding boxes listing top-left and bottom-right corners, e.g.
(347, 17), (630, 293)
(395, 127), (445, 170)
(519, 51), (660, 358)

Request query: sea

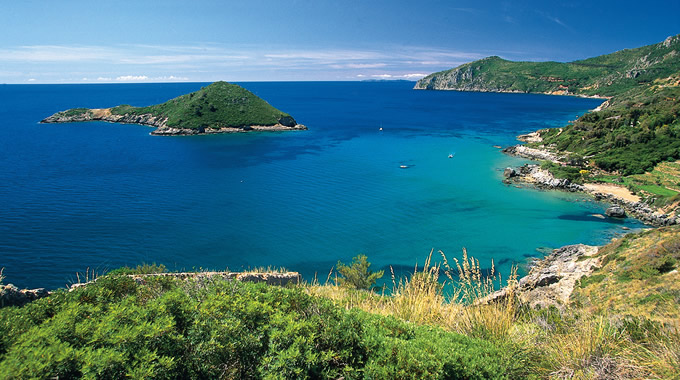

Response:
(0, 81), (645, 289)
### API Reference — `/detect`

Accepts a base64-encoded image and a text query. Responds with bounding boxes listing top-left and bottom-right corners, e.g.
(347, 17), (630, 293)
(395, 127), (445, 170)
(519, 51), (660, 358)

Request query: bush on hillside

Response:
(336, 254), (384, 290)
(0, 275), (521, 379)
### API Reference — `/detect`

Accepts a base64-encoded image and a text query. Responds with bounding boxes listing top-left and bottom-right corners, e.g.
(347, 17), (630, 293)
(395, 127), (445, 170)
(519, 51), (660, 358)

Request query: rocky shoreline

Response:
(502, 145), (679, 227)
(480, 244), (600, 309)
(40, 108), (307, 136)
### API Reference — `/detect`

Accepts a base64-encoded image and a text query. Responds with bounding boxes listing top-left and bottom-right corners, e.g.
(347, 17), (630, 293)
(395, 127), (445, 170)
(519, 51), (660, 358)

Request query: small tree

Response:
(336, 255), (384, 290)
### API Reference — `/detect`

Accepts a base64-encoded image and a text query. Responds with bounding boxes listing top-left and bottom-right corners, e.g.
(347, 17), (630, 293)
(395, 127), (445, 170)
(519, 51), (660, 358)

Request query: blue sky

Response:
(1, 0), (678, 83)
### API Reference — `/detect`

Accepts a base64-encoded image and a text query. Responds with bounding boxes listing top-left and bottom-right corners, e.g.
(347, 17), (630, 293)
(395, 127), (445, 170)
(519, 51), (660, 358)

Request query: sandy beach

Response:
(583, 183), (641, 203)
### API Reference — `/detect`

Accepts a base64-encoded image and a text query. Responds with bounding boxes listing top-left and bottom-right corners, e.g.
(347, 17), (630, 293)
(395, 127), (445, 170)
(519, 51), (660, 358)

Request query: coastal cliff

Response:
(418, 34), (680, 224)
(41, 81), (307, 135)
(414, 34), (680, 100)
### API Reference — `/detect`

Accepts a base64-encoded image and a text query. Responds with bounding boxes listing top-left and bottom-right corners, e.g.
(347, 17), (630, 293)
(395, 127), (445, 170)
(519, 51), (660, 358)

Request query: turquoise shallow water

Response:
(0, 81), (644, 288)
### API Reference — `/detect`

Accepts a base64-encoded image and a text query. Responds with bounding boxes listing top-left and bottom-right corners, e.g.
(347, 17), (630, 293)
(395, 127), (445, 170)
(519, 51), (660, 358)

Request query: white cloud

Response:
(27, 78), (36, 82)
(553, 18), (566, 27)
(0, 43), (483, 83)
(0, 45), (115, 62)
(347, 63), (387, 69)
(116, 75), (149, 81)
(368, 73), (426, 80)
(154, 75), (189, 81)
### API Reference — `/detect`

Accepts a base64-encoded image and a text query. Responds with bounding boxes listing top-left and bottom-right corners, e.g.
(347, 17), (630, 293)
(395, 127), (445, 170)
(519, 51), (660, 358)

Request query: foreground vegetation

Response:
(0, 272), (523, 379)
(1, 227), (679, 378)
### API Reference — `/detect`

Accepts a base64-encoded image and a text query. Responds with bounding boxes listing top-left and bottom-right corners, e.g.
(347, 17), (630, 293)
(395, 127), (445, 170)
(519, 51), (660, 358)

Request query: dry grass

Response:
(573, 226), (680, 323)
(538, 315), (645, 379)
(308, 249), (522, 342)
(524, 313), (680, 379)
(646, 324), (680, 379)
(306, 244), (680, 379)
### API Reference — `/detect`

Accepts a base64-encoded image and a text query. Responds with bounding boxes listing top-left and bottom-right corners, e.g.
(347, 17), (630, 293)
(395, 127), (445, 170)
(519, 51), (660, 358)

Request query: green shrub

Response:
(0, 275), (521, 379)
(579, 274), (607, 288)
(107, 263), (167, 275)
(336, 254), (384, 290)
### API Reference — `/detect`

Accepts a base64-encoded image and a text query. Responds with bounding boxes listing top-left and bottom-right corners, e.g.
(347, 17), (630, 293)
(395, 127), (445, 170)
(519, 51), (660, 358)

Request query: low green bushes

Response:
(0, 275), (519, 379)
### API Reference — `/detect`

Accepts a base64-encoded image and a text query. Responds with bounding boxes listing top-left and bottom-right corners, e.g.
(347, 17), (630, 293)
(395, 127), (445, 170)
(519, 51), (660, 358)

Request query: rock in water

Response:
(605, 206), (626, 218)
(503, 167), (517, 178)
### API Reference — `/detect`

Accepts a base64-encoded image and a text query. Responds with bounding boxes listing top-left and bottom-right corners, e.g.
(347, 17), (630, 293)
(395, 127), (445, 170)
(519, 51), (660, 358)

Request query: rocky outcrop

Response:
(68, 271), (302, 291)
(480, 244), (600, 309)
(150, 124), (307, 136)
(502, 163), (583, 191)
(41, 108), (167, 128)
(516, 131), (543, 143)
(502, 145), (565, 163)
(41, 109), (307, 136)
(605, 206), (626, 218)
(503, 167), (518, 178)
(1, 284), (50, 307)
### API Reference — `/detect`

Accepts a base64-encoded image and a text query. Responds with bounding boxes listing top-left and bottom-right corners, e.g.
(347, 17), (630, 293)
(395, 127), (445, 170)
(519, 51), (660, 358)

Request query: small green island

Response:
(41, 81), (307, 135)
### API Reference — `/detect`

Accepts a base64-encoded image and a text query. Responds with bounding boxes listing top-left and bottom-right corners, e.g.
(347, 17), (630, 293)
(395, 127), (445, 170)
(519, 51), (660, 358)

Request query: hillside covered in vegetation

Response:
(1, 226), (679, 378)
(41, 82), (306, 135)
(416, 35), (680, 178)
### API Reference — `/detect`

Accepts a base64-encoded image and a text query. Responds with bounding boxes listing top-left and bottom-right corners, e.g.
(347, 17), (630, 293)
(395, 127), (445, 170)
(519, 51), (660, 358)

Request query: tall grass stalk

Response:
(388, 249), (453, 325)
(536, 314), (651, 379)
(641, 323), (680, 379)
(445, 249), (520, 342)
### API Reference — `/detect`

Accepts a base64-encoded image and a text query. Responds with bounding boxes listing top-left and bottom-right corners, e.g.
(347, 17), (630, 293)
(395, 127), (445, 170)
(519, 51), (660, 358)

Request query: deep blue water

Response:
(0, 81), (644, 289)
